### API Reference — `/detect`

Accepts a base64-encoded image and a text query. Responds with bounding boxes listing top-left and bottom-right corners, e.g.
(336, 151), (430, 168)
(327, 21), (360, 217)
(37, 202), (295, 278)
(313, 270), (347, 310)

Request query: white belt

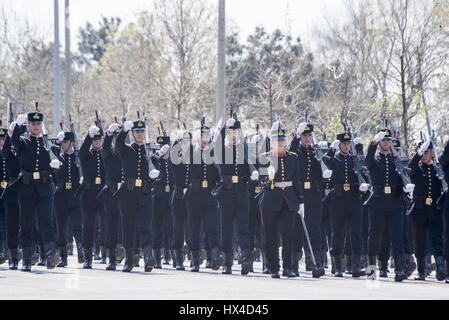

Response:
(274, 181), (292, 188)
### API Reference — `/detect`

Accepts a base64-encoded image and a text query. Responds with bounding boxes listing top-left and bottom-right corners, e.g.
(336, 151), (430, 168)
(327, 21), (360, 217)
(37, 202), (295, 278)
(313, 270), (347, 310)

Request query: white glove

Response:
(403, 184), (415, 194)
(9, 121), (17, 132)
(89, 126), (100, 139)
(79, 177), (84, 185)
(297, 203), (305, 219)
(123, 121), (134, 132)
(418, 140), (431, 156)
(57, 131), (65, 142)
(17, 114), (27, 126)
(226, 118), (236, 127)
(177, 130), (184, 140)
(373, 131), (386, 144)
(318, 141), (328, 149)
(250, 170), (259, 181)
(150, 169), (160, 179)
(331, 140), (340, 150)
(322, 169), (333, 179)
(297, 122), (308, 135)
(159, 145), (170, 155)
(271, 121), (280, 131)
(50, 159), (62, 169)
(108, 123), (120, 134)
(267, 166), (276, 180)
(359, 183), (370, 192)
(354, 137), (361, 145)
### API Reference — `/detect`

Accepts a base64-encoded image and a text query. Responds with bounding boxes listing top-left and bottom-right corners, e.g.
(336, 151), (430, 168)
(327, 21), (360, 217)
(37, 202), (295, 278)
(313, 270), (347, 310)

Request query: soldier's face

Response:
(92, 138), (103, 150)
(227, 130), (239, 145)
(201, 134), (210, 148)
(422, 150), (433, 163)
(61, 140), (73, 153)
(379, 139), (392, 152)
(29, 121), (42, 136)
(132, 130), (146, 144)
(0, 137), (5, 150)
(273, 140), (286, 154)
(339, 141), (351, 154)
(181, 140), (190, 152)
(301, 133), (313, 146)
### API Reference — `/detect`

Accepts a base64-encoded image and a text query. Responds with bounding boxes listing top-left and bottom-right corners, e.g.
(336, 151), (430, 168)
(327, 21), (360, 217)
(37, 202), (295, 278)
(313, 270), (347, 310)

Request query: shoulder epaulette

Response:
(260, 152), (271, 156)
(286, 150), (298, 157)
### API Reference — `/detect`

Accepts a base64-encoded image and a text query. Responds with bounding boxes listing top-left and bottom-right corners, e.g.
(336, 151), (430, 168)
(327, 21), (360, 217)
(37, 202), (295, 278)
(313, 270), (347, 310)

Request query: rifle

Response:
(35, 101), (57, 161)
(346, 123), (366, 186)
(139, 110), (157, 172)
(160, 121), (168, 137)
(306, 113), (328, 172)
(8, 102), (14, 125)
(95, 110), (103, 133)
(68, 114), (82, 176)
(431, 129), (448, 205)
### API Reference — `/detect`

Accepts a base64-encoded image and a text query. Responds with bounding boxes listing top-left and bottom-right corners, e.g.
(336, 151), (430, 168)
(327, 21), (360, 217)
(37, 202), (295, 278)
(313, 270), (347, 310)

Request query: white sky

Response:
(1, 0), (344, 50)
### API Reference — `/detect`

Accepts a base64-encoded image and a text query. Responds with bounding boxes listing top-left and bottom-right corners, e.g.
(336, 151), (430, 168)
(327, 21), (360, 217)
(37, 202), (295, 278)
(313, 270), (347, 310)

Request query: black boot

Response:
(133, 248), (140, 267)
(31, 244), (39, 265)
(100, 246), (107, 264)
(106, 249), (117, 271)
(262, 252), (270, 274)
(322, 251), (328, 269)
(175, 248), (185, 271)
(57, 246), (68, 268)
(191, 250), (201, 272)
(367, 256), (377, 279)
(331, 256), (336, 274)
(170, 249), (176, 268)
(143, 245), (156, 272)
(37, 245), (46, 266)
(352, 255), (366, 278)
(222, 252), (233, 274)
(333, 255), (343, 277)
(445, 260), (449, 284)
(414, 258), (426, 281)
(312, 252), (324, 278)
(153, 249), (162, 269)
(163, 248), (170, 265)
(403, 253), (416, 278)
(21, 247), (32, 272)
(211, 247), (223, 271)
(305, 254), (313, 271)
(83, 247), (93, 269)
(291, 252), (300, 277)
(379, 259), (389, 278)
(94, 243), (101, 261)
(45, 242), (60, 269)
(241, 249), (252, 275)
(122, 248), (134, 272)
(344, 255), (352, 274)
(205, 250), (212, 269)
(9, 248), (19, 270)
(116, 244), (125, 264)
(0, 241), (6, 265)
(435, 256), (446, 281)
(394, 256), (408, 282)
(76, 242), (84, 264)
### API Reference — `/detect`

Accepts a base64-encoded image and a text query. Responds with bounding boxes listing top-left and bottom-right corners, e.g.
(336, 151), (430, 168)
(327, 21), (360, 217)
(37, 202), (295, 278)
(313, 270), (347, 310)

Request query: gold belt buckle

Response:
(202, 180), (208, 188)
(65, 183), (72, 190)
(135, 179), (142, 187)
(1, 181), (7, 189)
(95, 177), (101, 185)
(232, 176), (239, 183)
(384, 186), (391, 194)
(255, 186), (261, 193)
(304, 182), (311, 190)
(33, 172), (40, 180)
(165, 185), (170, 193)
(425, 197), (433, 206)
(325, 189), (330, 196)
(117, 183), (122, 189)
(343, 184), (350, 192)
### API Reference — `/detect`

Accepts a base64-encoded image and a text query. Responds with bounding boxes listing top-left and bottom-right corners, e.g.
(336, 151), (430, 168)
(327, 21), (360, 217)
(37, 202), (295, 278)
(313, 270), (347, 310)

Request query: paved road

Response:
(0, 255), (448, 300)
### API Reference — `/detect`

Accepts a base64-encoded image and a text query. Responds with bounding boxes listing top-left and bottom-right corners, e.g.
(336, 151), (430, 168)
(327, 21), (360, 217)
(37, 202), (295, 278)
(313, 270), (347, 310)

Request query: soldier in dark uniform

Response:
(258, 124), (304, 278)
(78, 124), (106, 269)
(115, 119), (158, 272)
(170, 130), (192, 270)
(1, 126), (22, 269)
(11, 111), (59, 271)
(213, 117), (259, 275)
(0, 125), (8, 265)
(51, 130), (82, 267)
(289, 122), (326, 278)
(439, 140), (449, 283)
(151, 135), (175, 269)
(97, 123), (124, 270)
(184, 125), (222, 272)
(365, 129), (414, 282)
(409, 140), (445, 281)
(323, 132), (369, 277)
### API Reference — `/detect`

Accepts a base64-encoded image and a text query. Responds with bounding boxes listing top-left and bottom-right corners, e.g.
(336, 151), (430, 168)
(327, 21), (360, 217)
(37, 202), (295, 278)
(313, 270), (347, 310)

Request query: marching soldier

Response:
(289, 122), (326, 278)
(323, 132), (368, 277)
(409, 140), (445, 281)
(184, 124), (222, 272)
(213, 117), (259, 275)
(258, 123), (304, 278)
(78, 124), (106, 269)
(439, 140), (449, 283)
(0, 125), (8, 265)
(51, 130), (82, 267)
(365, 129), (414, 282)
(11, 110), (59, 271)
(114, 120), (159, 272)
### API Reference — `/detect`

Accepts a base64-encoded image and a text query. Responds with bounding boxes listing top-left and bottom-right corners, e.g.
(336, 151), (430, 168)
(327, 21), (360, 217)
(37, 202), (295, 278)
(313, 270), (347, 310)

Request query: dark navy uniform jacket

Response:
(102, 134), (123, 183)
(169, 142), (192, 204)
(0, 135), (20, 204)
(79, 134), (105, 192)
(365, 142), (404, 211)
(439, 141), (449, 208)
(11, 125), (53, 198)
(152, 154), (175, 196)
(52, 151), (80, 208)
(409, 153), (442, 206)
(258, 150), (303, 212)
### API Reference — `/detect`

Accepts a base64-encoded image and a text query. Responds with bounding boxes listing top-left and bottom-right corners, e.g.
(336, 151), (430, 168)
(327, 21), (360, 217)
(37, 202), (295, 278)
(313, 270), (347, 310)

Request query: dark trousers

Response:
(368, 207), (404, 259)
(411, 205), (443, 259)
(152, 193), (171, 250)
(262, 203), (294, 273)
(293, 197), (322, 254)
(249, 195), (263, 251)
(54, 190), (82, 247)
(118, 190), (153, 249)
(444, 206), (449, 261)
(0, 200), (5, 242)
(172, 198), (188, 250)
(218, 195), (250, 254)
(187, 199), (220, 251)
(330, 198), (363, 257)
(321, 199), (332, 253)
(5, 200), (20, 249)
(17, 187), (55, 247)
(104, 194), (121, 250)
(80, 189), (105, 248)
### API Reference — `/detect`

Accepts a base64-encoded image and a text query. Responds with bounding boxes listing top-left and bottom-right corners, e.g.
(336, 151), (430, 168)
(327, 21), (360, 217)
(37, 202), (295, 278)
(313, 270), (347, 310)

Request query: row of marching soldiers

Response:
(0, 108), (449, 283)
